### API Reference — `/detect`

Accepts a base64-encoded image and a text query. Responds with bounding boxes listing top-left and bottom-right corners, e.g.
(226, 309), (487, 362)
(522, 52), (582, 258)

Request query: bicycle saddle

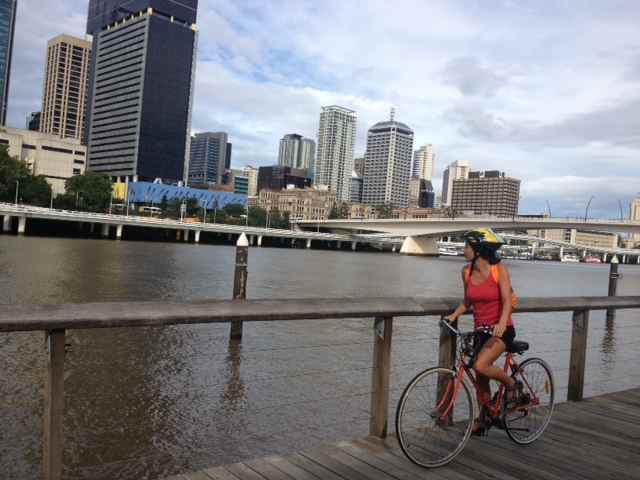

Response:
(508, 340), (529, 354)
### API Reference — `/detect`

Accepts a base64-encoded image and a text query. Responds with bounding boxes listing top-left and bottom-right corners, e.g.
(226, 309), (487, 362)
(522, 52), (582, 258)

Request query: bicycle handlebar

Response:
(440, 318), (460, 336)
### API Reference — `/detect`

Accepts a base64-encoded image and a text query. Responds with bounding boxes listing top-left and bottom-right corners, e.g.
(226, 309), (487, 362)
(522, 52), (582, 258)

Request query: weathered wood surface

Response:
(166, 387), (640, 480)
(1, 296), (640, 332)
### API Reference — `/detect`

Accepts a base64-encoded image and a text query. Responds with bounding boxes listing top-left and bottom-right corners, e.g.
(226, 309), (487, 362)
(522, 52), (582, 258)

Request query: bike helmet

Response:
(463, 228), (505, 264)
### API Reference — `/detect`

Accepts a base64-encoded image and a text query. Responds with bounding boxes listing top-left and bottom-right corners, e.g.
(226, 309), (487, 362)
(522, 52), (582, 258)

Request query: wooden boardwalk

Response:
(165, 387), (640, 480)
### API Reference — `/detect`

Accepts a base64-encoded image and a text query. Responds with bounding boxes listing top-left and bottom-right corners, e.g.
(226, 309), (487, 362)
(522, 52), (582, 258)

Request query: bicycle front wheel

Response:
(396, 367), (475, 468)
(504, 357), (555, 445)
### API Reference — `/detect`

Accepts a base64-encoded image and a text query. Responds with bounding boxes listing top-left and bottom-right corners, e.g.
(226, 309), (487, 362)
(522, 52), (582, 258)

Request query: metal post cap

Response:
(237, 232), (249, 247)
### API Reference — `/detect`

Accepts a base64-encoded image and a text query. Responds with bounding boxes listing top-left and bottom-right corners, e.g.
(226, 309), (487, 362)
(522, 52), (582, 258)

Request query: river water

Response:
(1, 236), (639, 479)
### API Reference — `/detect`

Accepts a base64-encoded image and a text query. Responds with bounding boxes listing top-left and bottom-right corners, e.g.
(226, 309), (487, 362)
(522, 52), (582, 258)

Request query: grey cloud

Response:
(448, 97), (640, 148)
(442, 57), (507, 97)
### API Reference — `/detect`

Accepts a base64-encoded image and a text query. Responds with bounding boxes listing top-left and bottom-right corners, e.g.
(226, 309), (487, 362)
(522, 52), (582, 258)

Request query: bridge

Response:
(296, 217), (640, 255)
(2, 294), (639, 480)
(0, 202), (394, 250)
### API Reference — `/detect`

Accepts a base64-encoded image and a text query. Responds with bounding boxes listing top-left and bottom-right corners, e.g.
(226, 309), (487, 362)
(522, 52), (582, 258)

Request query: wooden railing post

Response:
(230, 233), (249, 340)
(568, 310), (589, 401)
(438, 315), (457, 369)
(43, 329), (66, 480)
(369, 316), (393, 438)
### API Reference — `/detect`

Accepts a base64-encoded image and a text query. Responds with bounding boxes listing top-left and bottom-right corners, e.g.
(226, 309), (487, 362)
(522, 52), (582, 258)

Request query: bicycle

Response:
(395, 319), (555, 468)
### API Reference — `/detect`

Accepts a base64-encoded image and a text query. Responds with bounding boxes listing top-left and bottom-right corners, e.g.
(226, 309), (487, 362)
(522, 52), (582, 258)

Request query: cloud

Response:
(6, 0), (640, 217)
(442, 57), (508, 97)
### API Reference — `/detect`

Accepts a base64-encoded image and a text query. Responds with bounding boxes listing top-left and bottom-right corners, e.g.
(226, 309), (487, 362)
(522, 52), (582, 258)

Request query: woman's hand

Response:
(493, 320), (507, 338)
(444, 313), (459, 323)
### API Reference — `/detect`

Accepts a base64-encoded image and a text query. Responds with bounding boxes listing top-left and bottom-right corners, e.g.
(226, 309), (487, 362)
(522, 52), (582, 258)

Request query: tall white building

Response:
(362, 114), (414, 208)
(40, 35), (91, 142)
(441, 160), (470, 206)
(412, 144), (435, 181)
(242, 165), (258, 197)
(278, 133), (315, 176)
(316, 105), (357, 202)
(631, 198), (640, 245)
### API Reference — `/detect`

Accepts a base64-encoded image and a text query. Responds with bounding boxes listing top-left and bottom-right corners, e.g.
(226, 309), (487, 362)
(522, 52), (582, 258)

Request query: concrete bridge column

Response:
(176, 230), (182, 241)
(257, 235), (263, 247)
(392, 245), (396, 253)
(90, 223), (96, 234)
(559, 247), (564, 259)
(183, 230), (189, 242)
(194, 230), (201, 243)
(351, 241), (358, 251)
(530, 244), (536, 259)
(17, 216), (26, 235)
(227, 233), (233, 241)
(116, 224), (123, 240)
(2, 215), (11, 233)
(249, 235), (255, 246)
(101, 224), (110, 238)
(336, 241), (342, 249)
(400, 236), (438, 256)
(622, 255), (627, 264)
(291, 238), (296, 248)
(603, 253), (607, 262)
(637, 256), (640, 265)
(306, 238), (312, 249)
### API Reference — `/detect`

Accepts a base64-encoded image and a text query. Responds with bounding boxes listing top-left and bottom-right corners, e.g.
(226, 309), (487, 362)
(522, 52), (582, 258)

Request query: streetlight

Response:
(50, 190), (54, 210)
(584, 195), (595, 222)
(14, 180), (19, 206)
(545, 200), (552, 217)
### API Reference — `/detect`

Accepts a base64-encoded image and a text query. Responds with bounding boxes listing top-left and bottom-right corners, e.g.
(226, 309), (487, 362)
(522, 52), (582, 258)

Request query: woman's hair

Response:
(472, 243), (502, 265)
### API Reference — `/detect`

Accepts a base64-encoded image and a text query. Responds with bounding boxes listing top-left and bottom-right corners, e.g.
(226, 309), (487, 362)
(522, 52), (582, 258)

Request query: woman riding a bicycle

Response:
(445, 228), (520, 431)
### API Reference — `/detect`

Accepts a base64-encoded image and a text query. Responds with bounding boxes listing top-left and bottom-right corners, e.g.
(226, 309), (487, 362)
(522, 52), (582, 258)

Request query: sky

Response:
(7, 0), (640, 218)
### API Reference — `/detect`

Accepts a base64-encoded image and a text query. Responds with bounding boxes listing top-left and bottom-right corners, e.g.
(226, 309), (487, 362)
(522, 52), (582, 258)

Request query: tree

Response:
(376, 203), (394, 219)
(329, 205), (340, 219)
(0, 145), (52, 206)
(61, 172), (112, 212)
(248, 206), (267, 227)
(223, 203), (246, 218)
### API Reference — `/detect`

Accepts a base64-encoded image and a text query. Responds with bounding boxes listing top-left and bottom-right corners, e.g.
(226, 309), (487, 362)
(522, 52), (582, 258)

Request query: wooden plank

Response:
(244, 458), (295, 480)
(369, 316), (393, 438)
(2, 295), (640, 332)
(225, 463), (267, 480)
(567, 309), (589, 401)
(204, 466), (242, 480)
(301, 448), (376, 480)
(286, 453), (347, 480)
(358, 438), (471, 480)
(184, 472), (217, 480)
(263, 455), (323, 480)
(43, 329), (66, 480)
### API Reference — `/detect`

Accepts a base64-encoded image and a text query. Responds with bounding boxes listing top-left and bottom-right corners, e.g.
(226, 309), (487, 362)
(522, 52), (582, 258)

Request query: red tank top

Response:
(465, 272), (514, 329)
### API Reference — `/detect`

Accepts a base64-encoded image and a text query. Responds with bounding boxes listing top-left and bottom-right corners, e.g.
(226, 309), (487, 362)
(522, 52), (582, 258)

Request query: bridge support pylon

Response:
(17, 216), (26, 235)
(183, 230), (189, 242)
(351, 241), (357, 251)
(306, 239), (312, 249)
(2, 215), (11, 233)
(101, 224), (110, 238)
(400, 236), (438, 256)
(194, 231), (201, 243)
(257, 235), (263, 247)
(116, 225), (123, 240)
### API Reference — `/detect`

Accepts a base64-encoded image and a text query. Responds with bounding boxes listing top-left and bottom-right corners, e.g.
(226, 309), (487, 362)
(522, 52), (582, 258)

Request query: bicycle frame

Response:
(435, 322), (541, 424)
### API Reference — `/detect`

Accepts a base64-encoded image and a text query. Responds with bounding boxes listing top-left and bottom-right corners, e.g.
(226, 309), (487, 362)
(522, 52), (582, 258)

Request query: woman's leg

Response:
(473, 337), (514, 386)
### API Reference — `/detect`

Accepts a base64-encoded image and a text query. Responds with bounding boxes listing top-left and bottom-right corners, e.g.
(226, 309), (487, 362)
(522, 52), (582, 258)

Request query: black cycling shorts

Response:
(475, 325), (516, 354)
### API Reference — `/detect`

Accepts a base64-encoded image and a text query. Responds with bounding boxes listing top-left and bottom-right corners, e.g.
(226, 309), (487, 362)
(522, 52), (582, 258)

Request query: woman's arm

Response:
(445, 267), (469, 322)
(494, 263), (512, 337)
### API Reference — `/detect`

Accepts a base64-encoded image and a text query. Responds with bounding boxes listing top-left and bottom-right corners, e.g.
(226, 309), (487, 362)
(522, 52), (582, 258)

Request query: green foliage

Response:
(376, 203), (394, 219)
(0, 145), (53, 206)
(248, 206), (267, 227)
(61, 172), (112, 212)
(223, 203), (246, 218)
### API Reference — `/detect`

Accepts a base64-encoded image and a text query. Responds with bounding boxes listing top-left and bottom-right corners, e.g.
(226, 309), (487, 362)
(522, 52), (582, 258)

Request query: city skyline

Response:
(4, 0), (640, 217)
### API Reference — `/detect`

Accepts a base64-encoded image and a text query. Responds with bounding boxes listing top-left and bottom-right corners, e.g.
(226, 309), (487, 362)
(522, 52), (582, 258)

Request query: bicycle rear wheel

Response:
(396, 367), (475, 467)
(504, 357), (554, 444)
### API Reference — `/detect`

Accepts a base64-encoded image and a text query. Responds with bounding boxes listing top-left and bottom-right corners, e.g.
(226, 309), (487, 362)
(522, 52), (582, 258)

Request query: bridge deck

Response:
(165, 387), (640, 480)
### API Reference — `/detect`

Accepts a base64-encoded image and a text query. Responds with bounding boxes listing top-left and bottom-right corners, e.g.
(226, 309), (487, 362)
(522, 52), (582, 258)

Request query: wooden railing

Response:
(2, 295), (640, 480)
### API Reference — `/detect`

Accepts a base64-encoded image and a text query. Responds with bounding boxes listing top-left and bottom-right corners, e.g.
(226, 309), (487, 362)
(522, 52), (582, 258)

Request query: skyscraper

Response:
(188, 132), (229, 185)
(316, 105), (356, 202)
(278, 133), (315, 174)
(412, 144), (435, 181)
(362, 113), (414, 208)
(0, 0), (17, 125)
(451, 170), (520, 217)
(40, 35), (92, 142)
(242, 165), (258, 196)
(85, 1), (198, 182)
(441, 160), (470, 206)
